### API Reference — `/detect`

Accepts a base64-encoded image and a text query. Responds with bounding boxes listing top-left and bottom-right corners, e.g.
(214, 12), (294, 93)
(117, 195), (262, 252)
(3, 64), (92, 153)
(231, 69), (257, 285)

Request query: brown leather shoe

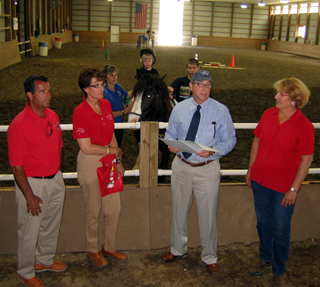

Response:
(101, 247), (128, 262)
(35, 261), (67, 272)
(207, 263), (219, 276)
(18, 275), (44, 287)
(162, 252), (177, 263)
(87, 251), (108, 268)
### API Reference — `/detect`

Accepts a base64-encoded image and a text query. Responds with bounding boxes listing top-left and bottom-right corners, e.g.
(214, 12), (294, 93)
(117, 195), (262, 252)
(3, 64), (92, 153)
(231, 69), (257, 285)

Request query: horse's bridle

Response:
(129, 92), (159, 122)
(129, 111), (146, 121)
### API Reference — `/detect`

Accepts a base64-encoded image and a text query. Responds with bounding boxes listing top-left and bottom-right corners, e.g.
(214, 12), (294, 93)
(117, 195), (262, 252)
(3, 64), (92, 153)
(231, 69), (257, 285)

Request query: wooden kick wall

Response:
(1, 183), (320, 254)
(0, 39), (21, 70)
(0, 31), (73, 70)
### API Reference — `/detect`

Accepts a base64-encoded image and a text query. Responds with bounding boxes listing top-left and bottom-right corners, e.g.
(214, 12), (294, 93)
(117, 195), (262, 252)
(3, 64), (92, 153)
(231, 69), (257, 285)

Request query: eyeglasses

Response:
(193, 82), (212, 89)
(89, 83), (106, 89)
(47, 121), (53, 137)
(276, 91), (290, 97)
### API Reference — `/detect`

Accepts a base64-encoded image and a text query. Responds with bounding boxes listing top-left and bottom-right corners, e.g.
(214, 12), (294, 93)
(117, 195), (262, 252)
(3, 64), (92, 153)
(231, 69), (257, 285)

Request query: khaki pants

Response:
(77, 150), (121, 253)
(16, 171), (65, 279)
(170, 156), (221, 265)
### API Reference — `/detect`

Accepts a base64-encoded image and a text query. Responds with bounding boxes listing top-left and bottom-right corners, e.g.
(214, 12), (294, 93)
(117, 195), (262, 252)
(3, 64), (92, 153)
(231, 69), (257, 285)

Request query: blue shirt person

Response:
(103, 65), (133, 147)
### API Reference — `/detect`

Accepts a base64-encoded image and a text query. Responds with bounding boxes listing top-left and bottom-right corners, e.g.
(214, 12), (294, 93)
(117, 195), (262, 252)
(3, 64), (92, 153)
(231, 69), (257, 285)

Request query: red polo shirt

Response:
(73, 98), (114, 145)
(8, 103), (63, 177)
(250, 107), (314, 193)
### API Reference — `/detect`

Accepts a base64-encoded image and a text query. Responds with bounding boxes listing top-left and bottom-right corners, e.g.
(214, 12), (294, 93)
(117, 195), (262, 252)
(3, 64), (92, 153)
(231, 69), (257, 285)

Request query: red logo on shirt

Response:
(75, 128), (85, 135)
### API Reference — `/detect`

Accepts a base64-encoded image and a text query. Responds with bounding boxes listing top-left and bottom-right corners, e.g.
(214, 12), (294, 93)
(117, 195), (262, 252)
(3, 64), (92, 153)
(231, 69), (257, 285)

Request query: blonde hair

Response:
(273, 77), (310, 109)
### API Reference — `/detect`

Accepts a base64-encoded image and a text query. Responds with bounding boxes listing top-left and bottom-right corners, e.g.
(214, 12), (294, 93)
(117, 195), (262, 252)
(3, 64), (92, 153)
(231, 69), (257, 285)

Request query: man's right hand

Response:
(11, 165), (43, 216)
(26, 195), (43, 216)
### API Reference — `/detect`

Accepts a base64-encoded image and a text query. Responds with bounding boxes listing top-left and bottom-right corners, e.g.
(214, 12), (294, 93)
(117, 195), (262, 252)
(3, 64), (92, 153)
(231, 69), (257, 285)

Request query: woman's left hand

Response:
(281, 189), (297, 208)
(116, 163), (125, 176)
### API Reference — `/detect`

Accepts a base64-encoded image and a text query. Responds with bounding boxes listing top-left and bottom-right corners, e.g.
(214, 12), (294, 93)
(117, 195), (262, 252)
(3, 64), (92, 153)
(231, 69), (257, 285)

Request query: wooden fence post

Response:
(140, 122), (159, 188)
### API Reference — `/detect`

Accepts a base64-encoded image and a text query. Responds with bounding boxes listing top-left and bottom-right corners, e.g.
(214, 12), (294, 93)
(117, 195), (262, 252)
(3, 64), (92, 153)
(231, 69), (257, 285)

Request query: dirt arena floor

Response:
(0, 42), (320, 286)
(1, 240), (320, 287)
(0, 42), (320, 185)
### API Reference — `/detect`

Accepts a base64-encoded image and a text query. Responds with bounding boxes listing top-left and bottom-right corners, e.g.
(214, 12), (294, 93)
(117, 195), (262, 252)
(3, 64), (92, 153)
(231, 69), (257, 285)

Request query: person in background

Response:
(142, 33), (148, 49)
(135, 48), (159, 80)
(151, 31), (155, 49)
(162, 70), (237, 276)
(245, 78), (314, 287)
(8, 75), (66, 287)
(73, 68), (127, 269)
(137, 35), (141, 49)
(168, 58), (200, 102)
(146, 27), (151, 46)
(103, 65), (133, 148)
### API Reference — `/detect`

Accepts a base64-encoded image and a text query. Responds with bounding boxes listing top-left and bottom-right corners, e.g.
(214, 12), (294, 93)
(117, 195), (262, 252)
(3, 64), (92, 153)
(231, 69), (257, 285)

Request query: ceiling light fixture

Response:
(258, 1), (266, 6)
(280, 0), (288, 3)
(241, 2), (248, 8)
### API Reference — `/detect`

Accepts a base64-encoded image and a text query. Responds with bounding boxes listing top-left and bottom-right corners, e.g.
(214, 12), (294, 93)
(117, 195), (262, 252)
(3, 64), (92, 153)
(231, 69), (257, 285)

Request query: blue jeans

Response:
(252, 180), (295, 276)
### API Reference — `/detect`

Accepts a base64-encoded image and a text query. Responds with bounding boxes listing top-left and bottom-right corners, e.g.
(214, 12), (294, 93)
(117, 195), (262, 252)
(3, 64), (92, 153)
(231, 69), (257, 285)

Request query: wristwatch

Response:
(122, 110), (124, 115)
(290, 187), (299, 193)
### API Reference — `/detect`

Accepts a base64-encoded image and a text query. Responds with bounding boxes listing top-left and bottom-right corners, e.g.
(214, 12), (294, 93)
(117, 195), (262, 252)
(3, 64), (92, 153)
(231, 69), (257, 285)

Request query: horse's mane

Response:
(132, 74), (173, 122)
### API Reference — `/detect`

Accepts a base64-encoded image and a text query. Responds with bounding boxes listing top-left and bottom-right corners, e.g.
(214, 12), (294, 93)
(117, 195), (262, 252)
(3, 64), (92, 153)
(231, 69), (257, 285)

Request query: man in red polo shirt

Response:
(7, 75), (66, 287)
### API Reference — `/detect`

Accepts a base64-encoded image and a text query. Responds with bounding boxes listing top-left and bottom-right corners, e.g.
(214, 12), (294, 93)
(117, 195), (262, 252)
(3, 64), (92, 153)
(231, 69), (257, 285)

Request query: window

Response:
(273, 3), (319, 15)
(297, 25), (306, 38)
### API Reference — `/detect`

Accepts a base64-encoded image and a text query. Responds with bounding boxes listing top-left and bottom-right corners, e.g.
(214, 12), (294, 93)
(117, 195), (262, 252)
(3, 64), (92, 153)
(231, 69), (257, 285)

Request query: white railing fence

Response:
(1, 122), (320, 182)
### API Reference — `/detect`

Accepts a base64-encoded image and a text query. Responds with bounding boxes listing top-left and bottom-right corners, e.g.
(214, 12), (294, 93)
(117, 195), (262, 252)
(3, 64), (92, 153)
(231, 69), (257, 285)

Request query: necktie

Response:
(183, 105), (201, 159)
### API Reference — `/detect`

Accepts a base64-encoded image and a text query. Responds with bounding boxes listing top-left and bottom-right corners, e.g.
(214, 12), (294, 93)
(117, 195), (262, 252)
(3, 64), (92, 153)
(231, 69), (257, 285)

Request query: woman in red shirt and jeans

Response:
(245, 78), (314, 287)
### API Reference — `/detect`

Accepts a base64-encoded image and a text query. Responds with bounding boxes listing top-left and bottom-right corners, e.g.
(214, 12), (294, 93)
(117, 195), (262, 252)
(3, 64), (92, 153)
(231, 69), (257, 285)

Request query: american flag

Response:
(135, 3), (148, 29)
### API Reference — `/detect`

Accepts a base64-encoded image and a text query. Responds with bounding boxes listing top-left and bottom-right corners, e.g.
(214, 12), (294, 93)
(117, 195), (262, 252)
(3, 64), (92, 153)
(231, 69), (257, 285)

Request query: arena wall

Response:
(72, 31), (143, 44)
(1, 183), (319, 254)
(72, 31), (266, 50)
(266, 39), (320, 59)
(71, 31), (111, 43)
(0, 31), (73, 70)
(197, 36), (266, 49)
(0, 39), (21, 70)
(193, 36), (320, 59)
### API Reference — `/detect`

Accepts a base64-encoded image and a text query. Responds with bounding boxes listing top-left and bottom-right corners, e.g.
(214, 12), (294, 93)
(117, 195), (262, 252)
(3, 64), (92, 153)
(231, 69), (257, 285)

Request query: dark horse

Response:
(128, 73), (173, 179)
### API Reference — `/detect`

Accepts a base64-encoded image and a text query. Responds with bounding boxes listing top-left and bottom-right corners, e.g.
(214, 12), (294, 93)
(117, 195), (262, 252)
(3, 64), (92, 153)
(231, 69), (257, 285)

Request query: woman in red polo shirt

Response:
(73, 68), (127, 268)
(245, 78), (314, 286)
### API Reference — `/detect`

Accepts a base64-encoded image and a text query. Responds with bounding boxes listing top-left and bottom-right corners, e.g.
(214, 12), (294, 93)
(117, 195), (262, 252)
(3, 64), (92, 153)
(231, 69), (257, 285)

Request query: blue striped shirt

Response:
(164, 97), (237, 162)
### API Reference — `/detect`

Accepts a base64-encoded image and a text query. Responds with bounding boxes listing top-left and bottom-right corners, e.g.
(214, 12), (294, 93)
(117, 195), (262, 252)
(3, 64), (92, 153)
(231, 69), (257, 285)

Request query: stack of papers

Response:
(160, 139), (219, 153)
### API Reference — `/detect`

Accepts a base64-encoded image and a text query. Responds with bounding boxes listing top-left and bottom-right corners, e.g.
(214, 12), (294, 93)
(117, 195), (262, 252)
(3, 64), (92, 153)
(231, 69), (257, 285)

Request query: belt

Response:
(32, 174), (56, 179)
(177, 155), (214, 167)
